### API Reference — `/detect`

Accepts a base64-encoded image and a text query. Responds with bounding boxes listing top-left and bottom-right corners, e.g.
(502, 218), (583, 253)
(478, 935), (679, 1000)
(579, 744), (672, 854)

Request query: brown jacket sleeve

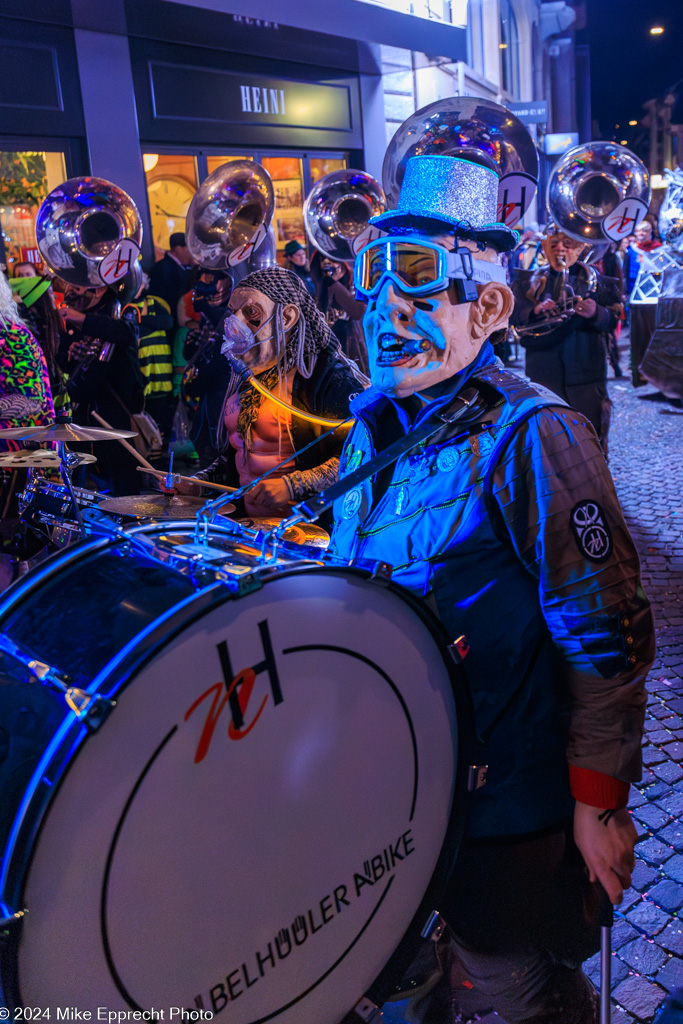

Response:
(490, 406), (655, 785)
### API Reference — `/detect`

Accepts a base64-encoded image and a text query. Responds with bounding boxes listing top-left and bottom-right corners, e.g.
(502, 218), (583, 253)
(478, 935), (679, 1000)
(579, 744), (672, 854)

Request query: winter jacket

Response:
(331, 346), (654, 838)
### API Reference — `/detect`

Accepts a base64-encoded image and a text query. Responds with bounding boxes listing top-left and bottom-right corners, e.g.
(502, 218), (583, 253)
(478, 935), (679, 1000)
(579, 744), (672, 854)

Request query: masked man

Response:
(173, 266), (365, 519)
(331, 155), (654, 1023)
(511, 228), (620, 452)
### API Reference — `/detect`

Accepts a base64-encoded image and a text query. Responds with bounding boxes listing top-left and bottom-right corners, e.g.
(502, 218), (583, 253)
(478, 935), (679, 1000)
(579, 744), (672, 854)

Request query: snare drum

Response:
(18, 476), (103, 530)
(0, 523), (462, 1018)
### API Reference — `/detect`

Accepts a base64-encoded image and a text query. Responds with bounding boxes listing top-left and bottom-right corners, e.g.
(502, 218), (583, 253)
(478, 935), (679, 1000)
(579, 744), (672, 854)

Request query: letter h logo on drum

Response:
(184, 620), (283, 764)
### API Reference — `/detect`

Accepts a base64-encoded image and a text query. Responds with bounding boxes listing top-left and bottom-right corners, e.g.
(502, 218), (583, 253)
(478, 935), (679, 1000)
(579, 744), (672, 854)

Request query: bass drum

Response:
(0, 522), (463, 1019)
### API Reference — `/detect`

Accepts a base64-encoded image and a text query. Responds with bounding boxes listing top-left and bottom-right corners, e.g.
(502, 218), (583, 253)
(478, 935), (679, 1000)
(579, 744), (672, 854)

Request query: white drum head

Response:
(16, 571), (457, 1020)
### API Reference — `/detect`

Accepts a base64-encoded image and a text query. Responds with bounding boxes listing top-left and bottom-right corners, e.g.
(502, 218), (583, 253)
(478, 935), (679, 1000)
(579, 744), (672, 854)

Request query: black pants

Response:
(390, 826), (601, 1024)
(630, 304), (657, 387)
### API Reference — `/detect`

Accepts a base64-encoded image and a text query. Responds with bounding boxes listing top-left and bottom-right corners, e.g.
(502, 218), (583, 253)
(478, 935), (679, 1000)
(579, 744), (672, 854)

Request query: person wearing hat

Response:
(330, 154), (654, 1022)
(283, 240), (316, 298)
(9, 265), (63, 397)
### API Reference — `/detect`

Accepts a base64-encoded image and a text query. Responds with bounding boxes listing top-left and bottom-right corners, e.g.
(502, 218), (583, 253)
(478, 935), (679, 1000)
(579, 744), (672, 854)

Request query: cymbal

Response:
(0, 422), (137, 441)
(237, 517), (330, 549)
(99, 494), (235, 520)
(0, 450), (97, 468)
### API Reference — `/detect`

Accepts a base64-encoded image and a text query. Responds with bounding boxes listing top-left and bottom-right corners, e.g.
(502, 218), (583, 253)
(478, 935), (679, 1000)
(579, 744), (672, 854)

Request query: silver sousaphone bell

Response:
(186, 159), (275, 271)
(36, 176), (142, 289)
(516, 141), (651, 338)
(381, 96), (539, 230)
(304, 169), (386, 262)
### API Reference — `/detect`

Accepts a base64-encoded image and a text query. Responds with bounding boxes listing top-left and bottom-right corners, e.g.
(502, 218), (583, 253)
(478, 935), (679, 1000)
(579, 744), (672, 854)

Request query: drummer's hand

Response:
(158, 481), (176, 495)
(573, 802), (637, 905)
(173, 476), (202, 496)
(249, 477), (291, 512)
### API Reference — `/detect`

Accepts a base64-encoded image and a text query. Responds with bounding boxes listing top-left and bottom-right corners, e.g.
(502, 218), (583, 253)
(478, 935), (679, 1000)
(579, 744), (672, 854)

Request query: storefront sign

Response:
(544, 132), (579, 156)
(151, 63), (352, 132)
(507, 100), (548, 125)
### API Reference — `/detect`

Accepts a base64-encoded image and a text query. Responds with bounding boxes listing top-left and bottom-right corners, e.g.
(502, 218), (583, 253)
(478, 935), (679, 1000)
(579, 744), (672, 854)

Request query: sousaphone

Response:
(304, 169), (386, 262)
(36, 176), (142, 289)
(185, 159), (275, 271)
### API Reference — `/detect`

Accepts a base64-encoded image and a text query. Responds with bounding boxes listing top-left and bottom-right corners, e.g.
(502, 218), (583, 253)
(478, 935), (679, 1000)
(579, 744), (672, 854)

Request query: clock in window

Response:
(147, 176), (196, 255)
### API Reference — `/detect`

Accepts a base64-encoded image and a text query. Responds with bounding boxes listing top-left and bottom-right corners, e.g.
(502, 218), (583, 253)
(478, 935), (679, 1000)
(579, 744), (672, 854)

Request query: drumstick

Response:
(90, 411), (156, 471)
(136, 466), (237, 494)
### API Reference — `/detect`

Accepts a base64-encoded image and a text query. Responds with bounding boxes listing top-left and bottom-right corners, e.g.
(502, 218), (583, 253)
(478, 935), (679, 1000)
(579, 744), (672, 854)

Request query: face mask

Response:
(221, 311), (276, 359)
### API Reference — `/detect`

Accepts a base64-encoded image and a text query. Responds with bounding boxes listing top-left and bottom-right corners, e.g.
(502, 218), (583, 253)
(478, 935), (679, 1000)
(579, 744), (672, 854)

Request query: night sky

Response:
(583, 0), (683, 151)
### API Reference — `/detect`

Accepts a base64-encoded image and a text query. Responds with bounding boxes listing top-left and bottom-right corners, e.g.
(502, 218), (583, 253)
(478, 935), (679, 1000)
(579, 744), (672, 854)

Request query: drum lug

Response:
(420, 909), (447, 942)
(0, 907), (27, 946)
(467, 765), (489, 791)
(237, 573), (264, 596)
(367, 560), (393, 585)
(66, 691), (116, 731)
(447, 634), (470, 663)
(349, 997), (383, 1022)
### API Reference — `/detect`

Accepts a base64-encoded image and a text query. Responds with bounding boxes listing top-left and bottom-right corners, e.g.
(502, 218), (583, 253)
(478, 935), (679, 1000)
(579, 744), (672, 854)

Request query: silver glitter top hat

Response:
(370, 155), (518, 251)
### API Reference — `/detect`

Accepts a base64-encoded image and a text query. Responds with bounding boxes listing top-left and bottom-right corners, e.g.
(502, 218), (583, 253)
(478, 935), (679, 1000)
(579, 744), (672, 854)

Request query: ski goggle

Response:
(354, 237), (508, 299)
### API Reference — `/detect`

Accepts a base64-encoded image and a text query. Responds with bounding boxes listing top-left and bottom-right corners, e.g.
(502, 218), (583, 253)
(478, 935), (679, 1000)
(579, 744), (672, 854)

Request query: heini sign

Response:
(240, 86), (287, 116)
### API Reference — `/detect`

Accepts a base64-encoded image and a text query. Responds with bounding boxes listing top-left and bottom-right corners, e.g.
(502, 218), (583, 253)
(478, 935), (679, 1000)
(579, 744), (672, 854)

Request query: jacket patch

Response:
(570, 501), (613, 562)
(342, 487), (362, 519)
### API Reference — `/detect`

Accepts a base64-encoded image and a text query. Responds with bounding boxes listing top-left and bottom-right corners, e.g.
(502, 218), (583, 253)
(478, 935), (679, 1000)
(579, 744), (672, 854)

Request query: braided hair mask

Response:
(231, 267), (339, 442)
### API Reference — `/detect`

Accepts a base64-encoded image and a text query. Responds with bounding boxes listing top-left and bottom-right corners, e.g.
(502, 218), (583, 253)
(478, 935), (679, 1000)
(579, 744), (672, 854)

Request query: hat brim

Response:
(9, 276), (52, 307)
(369, 211), (519, 253)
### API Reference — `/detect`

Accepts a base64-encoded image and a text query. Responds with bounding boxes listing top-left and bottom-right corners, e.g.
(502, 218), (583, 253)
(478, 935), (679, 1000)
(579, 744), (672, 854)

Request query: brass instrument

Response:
(517, 142), (650, 339)
(303, 169), (386, 262)
(36, 176), (142, 288)
(380, 96), (539, 228)
(185, 159), (274, 270)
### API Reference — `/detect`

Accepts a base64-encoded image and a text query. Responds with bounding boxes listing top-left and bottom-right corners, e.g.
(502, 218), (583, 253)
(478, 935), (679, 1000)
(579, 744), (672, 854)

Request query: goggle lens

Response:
(359, 242), (444, 295)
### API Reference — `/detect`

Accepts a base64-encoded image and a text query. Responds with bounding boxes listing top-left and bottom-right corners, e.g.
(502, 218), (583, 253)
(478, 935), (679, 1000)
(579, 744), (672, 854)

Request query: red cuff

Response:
(569, 765), (630, 809)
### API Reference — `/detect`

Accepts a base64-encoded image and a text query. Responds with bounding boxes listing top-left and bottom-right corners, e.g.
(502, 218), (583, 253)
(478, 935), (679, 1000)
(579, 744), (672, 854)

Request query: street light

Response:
(650, 25), (664, 35)
(629, 120), (638, 126)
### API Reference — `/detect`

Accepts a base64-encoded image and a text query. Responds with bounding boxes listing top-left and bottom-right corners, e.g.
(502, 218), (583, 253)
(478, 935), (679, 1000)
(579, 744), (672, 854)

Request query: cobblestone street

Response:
(577, 371), (683, 1023)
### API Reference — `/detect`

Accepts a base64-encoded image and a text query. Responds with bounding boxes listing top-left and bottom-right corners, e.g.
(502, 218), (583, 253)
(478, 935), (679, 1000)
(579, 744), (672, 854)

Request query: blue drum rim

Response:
(0, 527), (470, 1014)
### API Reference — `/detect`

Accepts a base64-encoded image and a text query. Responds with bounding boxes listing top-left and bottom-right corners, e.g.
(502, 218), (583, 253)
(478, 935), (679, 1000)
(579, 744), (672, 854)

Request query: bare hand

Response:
(534, 298), (559, 317)
(574, 297), (597, 319)
(60, 306), (85, 325)
(574, 802), (637, 904)
(248, 477), (292, 513)
(172, 476), (202, 496)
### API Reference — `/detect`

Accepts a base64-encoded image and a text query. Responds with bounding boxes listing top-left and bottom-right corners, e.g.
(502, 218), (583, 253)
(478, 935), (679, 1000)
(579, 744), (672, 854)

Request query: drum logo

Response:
(184, 620), (283, 763)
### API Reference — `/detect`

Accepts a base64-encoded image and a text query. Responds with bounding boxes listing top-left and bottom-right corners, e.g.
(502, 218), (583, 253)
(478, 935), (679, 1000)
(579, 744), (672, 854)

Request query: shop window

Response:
(261, 157), (305, 264)
(310, 157), (347, 184)
(145, 153), (198, 259)
(0, 150), (66, 272)
(206, 155), (252, 176)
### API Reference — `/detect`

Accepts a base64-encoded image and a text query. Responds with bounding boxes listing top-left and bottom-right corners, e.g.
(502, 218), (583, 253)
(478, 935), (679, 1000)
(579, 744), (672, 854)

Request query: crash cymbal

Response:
(237, 517), (330, 549)
(0, 422), (137, 441)
(0, 449), (97, 468)
(99, 494), (235, 520)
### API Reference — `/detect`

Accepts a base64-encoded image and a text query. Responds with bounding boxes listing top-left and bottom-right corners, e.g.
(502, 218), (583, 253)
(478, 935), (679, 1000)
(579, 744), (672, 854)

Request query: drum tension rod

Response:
(0, 636), (115, 731)
(26, 659), (115, 730)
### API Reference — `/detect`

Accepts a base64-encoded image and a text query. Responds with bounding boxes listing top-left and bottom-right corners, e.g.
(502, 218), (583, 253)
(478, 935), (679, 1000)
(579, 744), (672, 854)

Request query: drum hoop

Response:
(0, 527), (471, 1015)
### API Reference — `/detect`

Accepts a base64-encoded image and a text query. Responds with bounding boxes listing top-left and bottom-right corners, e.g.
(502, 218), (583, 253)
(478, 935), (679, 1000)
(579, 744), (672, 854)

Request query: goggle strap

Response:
(445, 252), (508, 286)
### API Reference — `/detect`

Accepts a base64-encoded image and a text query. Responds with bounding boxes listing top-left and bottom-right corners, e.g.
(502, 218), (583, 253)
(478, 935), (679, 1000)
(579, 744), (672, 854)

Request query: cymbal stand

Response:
(58, 442), (86, 537)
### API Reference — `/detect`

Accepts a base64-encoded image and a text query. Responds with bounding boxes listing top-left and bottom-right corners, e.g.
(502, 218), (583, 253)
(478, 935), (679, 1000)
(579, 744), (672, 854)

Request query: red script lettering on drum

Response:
(184, 620), (283, 763)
